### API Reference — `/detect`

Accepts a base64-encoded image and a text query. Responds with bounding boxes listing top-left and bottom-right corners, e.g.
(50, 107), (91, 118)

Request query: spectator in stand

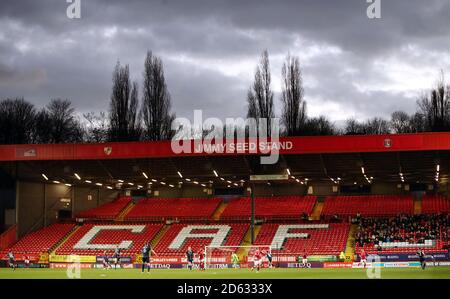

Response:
(301, 212), (308, 220)
(356, 214), (449, 248)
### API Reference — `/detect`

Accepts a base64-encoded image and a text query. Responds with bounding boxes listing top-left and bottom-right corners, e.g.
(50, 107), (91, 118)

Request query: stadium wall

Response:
(250, 184), (307, 197)
(72, 186), (119, 214)
(136, 181), (439, 199)
(370, 182), (410, 195)
(437, 183), (450, 199)
(0, 169), (15, 233)
(147, 185), (214, 198)
(16, 181), (119, 237)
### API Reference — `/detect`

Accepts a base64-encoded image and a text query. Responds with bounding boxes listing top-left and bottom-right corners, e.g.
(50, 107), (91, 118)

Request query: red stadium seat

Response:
(154, 223), (249, 256)
(124, 197), (221, 221)
(254, 223), (350, 256)
(322, 195), (414, 217)
(55, 223), (163, 256)
(76, 197), (132, 220)
(220, 196), (317, 220)
(421, 195), (450, 214)
(5, 223), (75, 255)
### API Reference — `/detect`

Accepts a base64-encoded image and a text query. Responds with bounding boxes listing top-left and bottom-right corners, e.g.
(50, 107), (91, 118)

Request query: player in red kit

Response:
(251, 249), (263, 272)
(24, 253), (30, 268)
(198, 248), (206, 271)
(301, 250), (308, 267)
(359, 249), (367, 268)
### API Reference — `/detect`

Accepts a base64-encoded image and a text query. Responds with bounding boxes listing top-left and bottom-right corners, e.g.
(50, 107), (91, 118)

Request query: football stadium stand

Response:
(4, 223), (75, 255)
(355, 214), (450, 254)
(76, 197), (132, 220)
(421, 195), (450, 214)
(154, 223), (249, 256)
(55, 223), (163, 256)
(322, 195), (414, 217)
(2, 194), (449, 261)
(124, 197), (222, 221)
(220, 196), (317, 220)
(253, 223), (350, 255)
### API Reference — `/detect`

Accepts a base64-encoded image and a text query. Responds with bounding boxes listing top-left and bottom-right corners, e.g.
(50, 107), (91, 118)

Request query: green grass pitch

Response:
(1, 267), (450, 279)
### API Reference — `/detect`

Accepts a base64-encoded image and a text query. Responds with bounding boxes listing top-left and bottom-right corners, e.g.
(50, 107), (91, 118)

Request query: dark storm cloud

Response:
(0, 0), (449, 121)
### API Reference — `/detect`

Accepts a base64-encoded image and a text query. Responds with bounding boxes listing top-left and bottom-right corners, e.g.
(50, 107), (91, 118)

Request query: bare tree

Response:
(108, 61), (141, 141)
(408, 112), (426, 133)
(344, 118), (364, 135)
(300, 115), (336, 136)
(82, 111), (109, 142)
(281, 54), (306, 136)
(363, 117), (391, 134)
(390, 111), (411, 133)
(247, 50), (274, 136)
(417, 71), (450, 132)
(141, 51), (175, 141)
(35, 99), (83, 143)
(0, 98), (36, 144)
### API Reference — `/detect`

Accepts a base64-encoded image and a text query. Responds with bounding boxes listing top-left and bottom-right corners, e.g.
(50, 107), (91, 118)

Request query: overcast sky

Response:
(1, 0), (450, 125)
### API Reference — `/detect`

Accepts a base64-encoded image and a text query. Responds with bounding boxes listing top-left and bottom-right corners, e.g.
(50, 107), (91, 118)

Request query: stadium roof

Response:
(0, 132), (449, 187)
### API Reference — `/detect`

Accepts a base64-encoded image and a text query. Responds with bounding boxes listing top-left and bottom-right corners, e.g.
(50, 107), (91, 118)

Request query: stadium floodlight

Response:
(213, 170), (219, 177)
(42, 174), (49, 180)
(53, 180), (60, 184)
(74, 173), (81, 180)
(286, 168), (291, 175)
(177, 171), (183, 178)
(85, 180), (92, 183)
(142, 172), (148, 179)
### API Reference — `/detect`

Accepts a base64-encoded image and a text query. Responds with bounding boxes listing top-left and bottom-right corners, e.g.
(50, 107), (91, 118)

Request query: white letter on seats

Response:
(169, 225), (231, 249)
(271, 224), (329, 250)
(73, 225), (146, 250)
